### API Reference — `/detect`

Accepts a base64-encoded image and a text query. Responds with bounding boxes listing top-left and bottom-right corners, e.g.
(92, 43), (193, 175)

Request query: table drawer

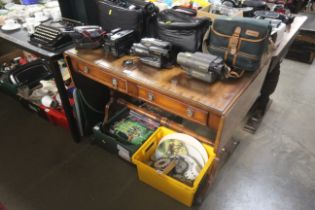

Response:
(138, 86), (208, 126)
(74, 59), (127, 92)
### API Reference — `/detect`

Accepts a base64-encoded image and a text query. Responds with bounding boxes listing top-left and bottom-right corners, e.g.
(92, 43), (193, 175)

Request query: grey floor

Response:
(0, 59), (314, 210)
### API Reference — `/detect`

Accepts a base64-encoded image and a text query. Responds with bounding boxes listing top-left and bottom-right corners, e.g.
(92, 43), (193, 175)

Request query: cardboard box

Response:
(0, 49), (24, 63)
(197, 4), (243, 21)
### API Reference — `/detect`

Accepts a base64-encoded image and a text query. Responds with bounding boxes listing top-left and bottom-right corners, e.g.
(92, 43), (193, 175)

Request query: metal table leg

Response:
(48, 60), (80, 142)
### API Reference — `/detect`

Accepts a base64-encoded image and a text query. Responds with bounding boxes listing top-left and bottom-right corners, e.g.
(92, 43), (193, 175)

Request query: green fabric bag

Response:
(0, 75), (18, 96)
(203, 16), (271, 72)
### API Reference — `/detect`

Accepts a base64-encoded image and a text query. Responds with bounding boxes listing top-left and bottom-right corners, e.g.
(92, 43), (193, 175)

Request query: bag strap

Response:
(223, 65), (245, 79)
(202, 25), (211, 54)
(227, 26), (241, 58)
(269, 37), (276, 50)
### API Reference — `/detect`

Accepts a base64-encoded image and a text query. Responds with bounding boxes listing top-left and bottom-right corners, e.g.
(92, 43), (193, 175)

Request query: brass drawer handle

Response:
(112, 78), (118, 89)
(147, 92), (155, 102)
(83, 66), (89, 74)
(187, 107), (194, 118)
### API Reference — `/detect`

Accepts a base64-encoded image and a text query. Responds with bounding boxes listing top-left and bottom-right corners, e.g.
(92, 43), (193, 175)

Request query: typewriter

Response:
(29, 23), (73, 51)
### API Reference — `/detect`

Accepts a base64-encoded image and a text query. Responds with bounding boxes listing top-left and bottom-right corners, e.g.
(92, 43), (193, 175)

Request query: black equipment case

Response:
(155, 9), (210, 52)
(97, 0), (158, 36)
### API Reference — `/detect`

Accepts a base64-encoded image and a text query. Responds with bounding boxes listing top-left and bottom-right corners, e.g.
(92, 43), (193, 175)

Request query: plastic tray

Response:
(132, 126), (216, 206)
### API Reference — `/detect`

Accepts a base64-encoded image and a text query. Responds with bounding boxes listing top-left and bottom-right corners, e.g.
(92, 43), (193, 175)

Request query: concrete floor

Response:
(0, 59), (314, 210)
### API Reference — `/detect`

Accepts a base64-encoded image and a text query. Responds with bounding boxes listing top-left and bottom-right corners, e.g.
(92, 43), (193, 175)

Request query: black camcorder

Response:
(130, 38), (173, 68)
(103, 28), (138, 57)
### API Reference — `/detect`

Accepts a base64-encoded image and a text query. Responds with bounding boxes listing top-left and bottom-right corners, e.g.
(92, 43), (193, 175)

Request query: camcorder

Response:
(177, 52), (225, 83)
(103, 28), (138, 57)
(130, 38), (173, 68)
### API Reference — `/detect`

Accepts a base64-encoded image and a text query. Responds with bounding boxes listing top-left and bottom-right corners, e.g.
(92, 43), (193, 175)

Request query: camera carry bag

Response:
(242, 0), (269, 11)
(67, 26), (106, 49)
(221, 0), (269, 17)
(203, 16), (271, 72)
(155, 9), (211, 52)
(254, 10), (295, 25)
(98, 0), (159, 37)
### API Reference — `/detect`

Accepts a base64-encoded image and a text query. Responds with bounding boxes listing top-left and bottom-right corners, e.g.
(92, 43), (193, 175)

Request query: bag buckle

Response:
(229, 27), (241, 55)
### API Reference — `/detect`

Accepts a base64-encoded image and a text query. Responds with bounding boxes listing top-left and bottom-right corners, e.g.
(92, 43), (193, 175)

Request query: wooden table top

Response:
(66, 48), (270, 115)
(65, 16), (306, 115)
(299, 13), (315, 34)
(272, 15), (307, 57)
(65, 15), (306, 116)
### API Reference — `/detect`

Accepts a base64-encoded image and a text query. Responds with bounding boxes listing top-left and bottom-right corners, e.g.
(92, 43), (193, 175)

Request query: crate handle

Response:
(143, 141), (155, 155)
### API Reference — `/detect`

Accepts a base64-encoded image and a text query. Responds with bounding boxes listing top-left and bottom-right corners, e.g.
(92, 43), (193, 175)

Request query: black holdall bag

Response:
(203, 16), (271, 72)
(155, 9), (211, 52)
(97, 0), (158, 37)
(242, 0), (269, 11)
(222, 0), (268, 9)
(9, 59), (53, 89)
(222, 0), (269, 17)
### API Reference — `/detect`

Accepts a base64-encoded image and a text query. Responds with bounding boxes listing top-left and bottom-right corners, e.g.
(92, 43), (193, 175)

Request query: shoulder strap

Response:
(202, 25), (211, 54)
(223, 65), (244, 79)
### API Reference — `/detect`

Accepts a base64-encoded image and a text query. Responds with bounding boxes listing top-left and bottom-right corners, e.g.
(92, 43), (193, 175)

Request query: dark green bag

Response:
(0, 74), (18, 96)
(203, 16), (271, 72)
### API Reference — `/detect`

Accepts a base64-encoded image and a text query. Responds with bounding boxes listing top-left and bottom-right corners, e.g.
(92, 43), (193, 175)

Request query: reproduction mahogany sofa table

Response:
(63, 16), (306, 202)
(64, 16), (306, 155)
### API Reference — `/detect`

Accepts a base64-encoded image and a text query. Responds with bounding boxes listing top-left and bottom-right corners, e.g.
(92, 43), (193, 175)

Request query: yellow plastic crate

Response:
(132, 126), (216, 206)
